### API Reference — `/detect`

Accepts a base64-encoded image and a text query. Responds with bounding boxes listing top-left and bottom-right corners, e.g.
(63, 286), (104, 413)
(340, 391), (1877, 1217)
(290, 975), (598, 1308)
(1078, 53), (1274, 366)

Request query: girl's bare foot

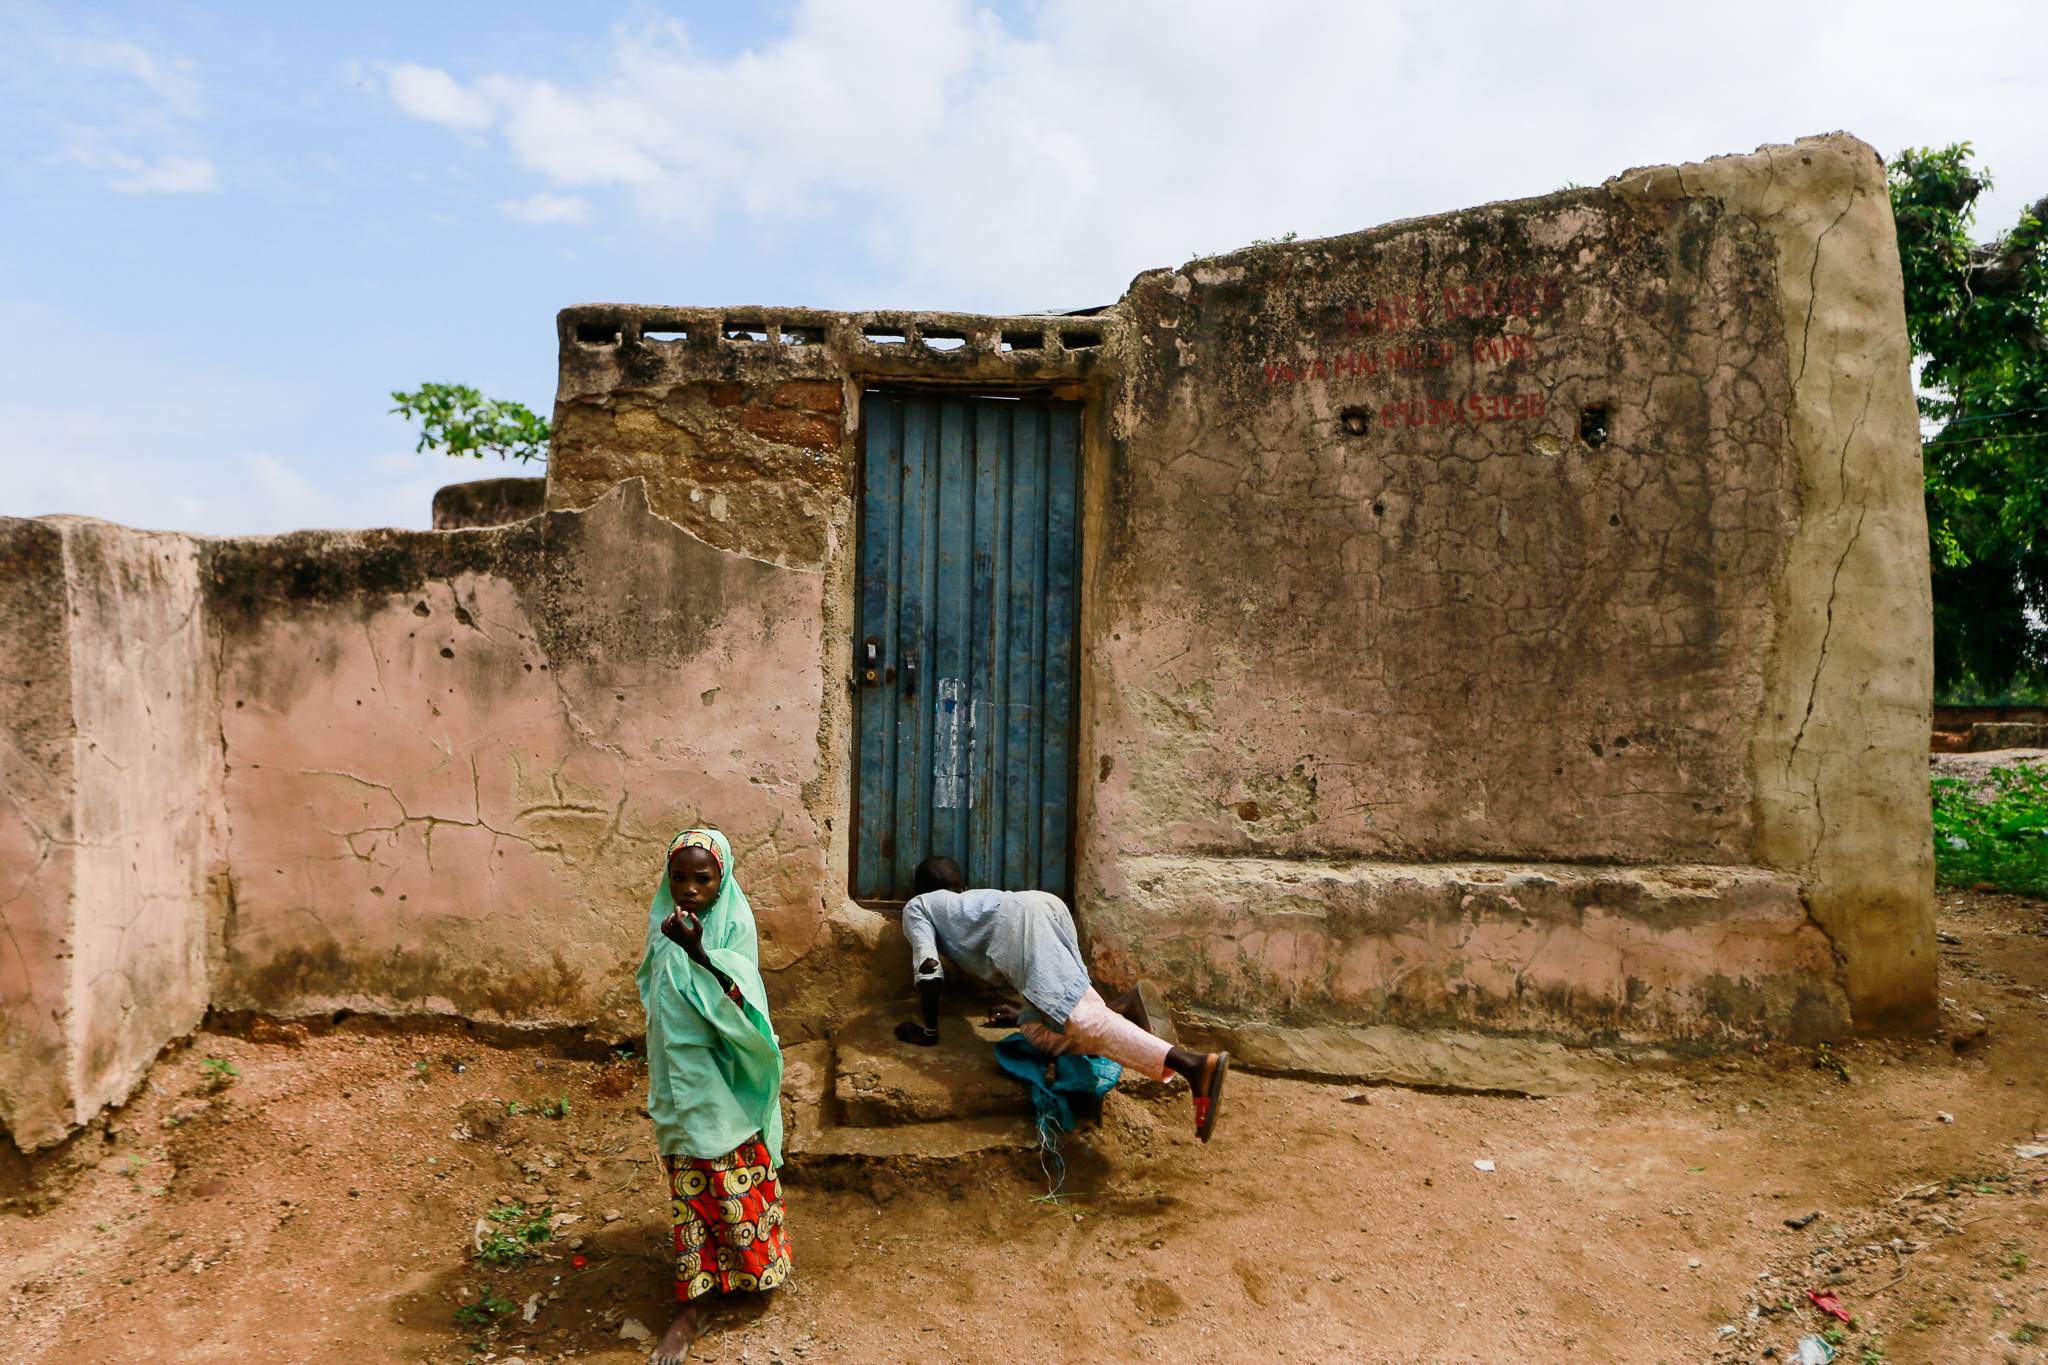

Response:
(652, 1304), (701, 1365)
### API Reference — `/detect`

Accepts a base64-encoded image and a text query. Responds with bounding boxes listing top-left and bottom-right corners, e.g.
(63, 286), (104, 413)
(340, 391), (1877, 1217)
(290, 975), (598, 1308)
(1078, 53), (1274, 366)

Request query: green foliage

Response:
(454, 1286), (518, 1328)
(475, 1201), (555, 1266)
(2015, 1322), (2046, 1344)
(1930, 765), (2048, 895)
(391, 383), (550, 465)
(199, 1056), (239, 1091)
(1889, 146), (2048, 695)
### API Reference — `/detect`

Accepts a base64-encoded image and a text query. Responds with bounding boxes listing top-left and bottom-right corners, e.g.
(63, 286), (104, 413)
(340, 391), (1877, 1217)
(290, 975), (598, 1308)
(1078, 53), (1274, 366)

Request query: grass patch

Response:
(1931, 765), (2048, 896)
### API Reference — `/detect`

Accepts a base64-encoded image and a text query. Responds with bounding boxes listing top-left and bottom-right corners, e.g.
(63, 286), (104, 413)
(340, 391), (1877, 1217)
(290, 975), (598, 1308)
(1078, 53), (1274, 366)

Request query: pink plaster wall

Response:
(209, 482), (835, 1035)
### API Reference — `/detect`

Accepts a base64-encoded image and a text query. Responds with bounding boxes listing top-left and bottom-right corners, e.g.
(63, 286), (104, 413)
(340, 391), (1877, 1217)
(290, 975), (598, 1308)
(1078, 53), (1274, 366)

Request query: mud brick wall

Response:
(0, 134), (1934, 1150)
(0, 519), (215, 1151)
(1083, 135), (1932, 1044)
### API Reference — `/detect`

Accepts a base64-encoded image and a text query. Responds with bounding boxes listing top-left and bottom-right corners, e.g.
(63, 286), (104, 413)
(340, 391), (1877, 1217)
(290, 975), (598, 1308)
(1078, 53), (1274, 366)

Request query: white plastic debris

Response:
(522, 1293), (540, 1323)
(1937, 1112), (1955, 1124)
(2016, 1142), (2048, 1160)
(1792, 1334), (1836, 1364)
(618, 1318), (653, 1343)
(1473, 1159), (1496, 1172)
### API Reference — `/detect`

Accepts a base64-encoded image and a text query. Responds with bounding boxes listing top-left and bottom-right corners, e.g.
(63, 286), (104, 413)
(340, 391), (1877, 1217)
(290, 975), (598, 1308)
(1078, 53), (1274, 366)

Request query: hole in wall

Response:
(780, 326), (825, 346)
(922, 330), (968, 352)
(574, 322), (621, 346)
(643, 328), (690, 343)
(1000, 332), (1044, 353)
(723, 322), (769, 342)
(1578, 404), (1610, 448)
(1339, 407), (1371, 436)
(1060, 329), (1102, 350)
(862, 326), (908, 345)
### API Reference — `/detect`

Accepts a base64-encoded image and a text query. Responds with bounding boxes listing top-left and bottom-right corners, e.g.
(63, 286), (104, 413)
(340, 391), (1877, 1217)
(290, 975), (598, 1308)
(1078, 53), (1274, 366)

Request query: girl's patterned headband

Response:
(667, 829), (724, 876)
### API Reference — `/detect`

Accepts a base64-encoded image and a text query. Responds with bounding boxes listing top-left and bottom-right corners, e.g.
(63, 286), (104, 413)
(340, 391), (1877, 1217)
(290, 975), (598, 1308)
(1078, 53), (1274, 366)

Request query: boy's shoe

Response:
(1194, 1051), (1229, 1143)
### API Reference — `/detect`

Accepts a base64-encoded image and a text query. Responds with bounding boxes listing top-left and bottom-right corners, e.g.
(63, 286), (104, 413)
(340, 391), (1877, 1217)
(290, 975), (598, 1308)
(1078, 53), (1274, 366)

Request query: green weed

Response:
(199, 1057), (239, 1091)
(454, 1286), (518, 1328)
(475, 1202), (554, 1266)
(1931, 765), (2048, 896)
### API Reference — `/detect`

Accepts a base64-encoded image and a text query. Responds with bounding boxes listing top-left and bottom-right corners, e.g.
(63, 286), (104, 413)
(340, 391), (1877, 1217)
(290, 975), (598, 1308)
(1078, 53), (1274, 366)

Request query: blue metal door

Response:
(854, 393), (1081, 901)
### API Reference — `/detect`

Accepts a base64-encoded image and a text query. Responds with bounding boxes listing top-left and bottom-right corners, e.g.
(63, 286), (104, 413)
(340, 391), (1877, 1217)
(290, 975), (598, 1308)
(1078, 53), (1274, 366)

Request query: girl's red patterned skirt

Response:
(661, 1137), (793, 1302)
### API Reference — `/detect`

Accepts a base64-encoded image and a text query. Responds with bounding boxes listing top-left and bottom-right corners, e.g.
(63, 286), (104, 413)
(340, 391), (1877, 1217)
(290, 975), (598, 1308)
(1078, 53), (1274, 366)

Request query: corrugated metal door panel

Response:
(854, 394), (1081, 901)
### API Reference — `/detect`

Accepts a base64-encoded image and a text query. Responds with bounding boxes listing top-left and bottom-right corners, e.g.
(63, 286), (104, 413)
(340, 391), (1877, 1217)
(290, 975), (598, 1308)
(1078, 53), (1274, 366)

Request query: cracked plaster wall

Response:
(0, 518), (215, 1151)
(1080, 134), (1931, 1041)
(206, 481), (846, 1037)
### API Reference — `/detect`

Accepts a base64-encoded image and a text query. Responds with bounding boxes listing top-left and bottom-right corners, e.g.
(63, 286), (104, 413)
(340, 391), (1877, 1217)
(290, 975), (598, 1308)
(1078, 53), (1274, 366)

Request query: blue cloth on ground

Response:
(994, 1033), (1121, 1136)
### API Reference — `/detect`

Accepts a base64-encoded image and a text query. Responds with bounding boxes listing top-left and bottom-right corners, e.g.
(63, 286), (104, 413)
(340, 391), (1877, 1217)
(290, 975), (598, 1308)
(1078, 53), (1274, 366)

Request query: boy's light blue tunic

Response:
(900, 888), (1089, 1028)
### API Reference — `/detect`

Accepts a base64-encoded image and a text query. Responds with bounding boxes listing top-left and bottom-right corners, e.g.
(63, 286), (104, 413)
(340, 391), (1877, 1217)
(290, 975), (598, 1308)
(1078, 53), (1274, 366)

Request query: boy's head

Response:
(912, 854), (965, 896)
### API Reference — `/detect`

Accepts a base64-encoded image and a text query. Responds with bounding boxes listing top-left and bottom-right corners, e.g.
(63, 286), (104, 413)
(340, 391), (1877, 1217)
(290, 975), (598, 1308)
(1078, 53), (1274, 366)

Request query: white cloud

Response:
(498, 191), (590, 224)
(10, 24), (221, 196)
(105, 152), (218, 195)
(378, 0), (2048, 312)
(46, 36), (205, 119)
(0, 399), (451, 536)
(384, 62), (496, 133)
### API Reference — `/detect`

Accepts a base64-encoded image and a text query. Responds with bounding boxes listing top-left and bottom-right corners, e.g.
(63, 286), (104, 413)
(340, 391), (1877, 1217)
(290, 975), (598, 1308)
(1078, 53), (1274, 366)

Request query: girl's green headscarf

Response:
(635, 828), (784, 1165)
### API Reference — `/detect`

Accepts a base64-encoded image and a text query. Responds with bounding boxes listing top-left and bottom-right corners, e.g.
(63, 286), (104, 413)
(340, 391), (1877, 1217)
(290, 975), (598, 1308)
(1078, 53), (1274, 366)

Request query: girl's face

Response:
(668, 846), (723, 914)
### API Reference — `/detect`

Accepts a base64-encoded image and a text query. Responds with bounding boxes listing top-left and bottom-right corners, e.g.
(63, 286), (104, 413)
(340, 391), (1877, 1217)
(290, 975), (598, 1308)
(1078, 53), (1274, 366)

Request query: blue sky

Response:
(2, 0), (2043, 535)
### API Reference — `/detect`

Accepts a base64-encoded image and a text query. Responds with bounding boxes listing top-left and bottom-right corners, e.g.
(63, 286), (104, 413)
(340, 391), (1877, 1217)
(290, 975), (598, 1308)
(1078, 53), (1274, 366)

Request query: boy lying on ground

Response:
(893, 855), (1229, 1141)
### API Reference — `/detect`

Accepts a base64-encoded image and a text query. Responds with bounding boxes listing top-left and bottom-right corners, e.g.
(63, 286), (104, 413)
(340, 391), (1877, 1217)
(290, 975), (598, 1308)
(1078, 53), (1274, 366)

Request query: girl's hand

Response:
(985, 1003), (1020, 1027)
(661, 909), (704, 955)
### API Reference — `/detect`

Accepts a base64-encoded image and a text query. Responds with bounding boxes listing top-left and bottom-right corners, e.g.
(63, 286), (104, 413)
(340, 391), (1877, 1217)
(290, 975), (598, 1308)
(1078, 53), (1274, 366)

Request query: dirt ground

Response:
(4, 889), (2046, 1365)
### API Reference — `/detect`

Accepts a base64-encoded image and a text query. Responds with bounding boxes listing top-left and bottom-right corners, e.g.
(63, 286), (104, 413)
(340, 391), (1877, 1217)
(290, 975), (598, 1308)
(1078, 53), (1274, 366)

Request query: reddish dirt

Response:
(4, 889), (2046, 1364)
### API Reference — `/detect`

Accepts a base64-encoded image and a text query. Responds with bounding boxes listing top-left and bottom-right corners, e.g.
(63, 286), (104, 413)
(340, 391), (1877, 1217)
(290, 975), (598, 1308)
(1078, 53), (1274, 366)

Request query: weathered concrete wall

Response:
(1081, 134), (1929, 1043)
(0, 521), (79, 1150)
(431, 477), (547, 530)
(0, 133), (1933, 1149)
(208, 481), (852, 1035)
(0, 519), (216, 1150)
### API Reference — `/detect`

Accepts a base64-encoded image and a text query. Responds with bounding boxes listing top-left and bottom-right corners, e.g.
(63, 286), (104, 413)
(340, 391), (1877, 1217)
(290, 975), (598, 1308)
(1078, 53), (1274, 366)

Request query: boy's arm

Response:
(896, 899), (945, 1046)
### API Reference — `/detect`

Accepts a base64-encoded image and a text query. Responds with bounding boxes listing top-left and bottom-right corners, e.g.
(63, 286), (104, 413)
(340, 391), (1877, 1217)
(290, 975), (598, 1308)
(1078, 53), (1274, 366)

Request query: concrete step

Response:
(830, 1002), (1032, 1127)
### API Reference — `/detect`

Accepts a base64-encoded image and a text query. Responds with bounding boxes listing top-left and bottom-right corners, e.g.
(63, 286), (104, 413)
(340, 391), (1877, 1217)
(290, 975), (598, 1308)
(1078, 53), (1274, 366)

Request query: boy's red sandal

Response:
(1194, 1052), (1229, 1142)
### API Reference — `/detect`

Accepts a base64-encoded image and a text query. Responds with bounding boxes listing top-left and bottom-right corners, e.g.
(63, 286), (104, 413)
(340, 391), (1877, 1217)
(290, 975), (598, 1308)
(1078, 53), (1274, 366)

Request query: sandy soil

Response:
(4, 889), (2046, 1365)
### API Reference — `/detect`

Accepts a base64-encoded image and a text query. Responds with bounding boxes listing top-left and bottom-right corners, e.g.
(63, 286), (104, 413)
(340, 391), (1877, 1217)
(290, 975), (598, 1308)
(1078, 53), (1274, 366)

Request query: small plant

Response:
(2010, 1251), (2030, 1272)
(503, 1099), (525, 1117)
(2014, 1321), (2046, 1344)
(1859, 1344), (1887, 1364)
(200, 1057), (239, 1091)
(1821, 1324), (1847, 1346)
(454, 1286), (518, 1329)
(1812, 1043), (1851, 1083)
(391, 383), (550, 465)
(537, 1095), (569, 1120)
(476, 1202), (554, 1266)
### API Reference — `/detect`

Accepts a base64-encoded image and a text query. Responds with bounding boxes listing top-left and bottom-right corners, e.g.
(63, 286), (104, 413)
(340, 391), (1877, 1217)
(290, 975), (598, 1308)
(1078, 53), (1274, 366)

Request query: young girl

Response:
(636, 828), (790, 1365)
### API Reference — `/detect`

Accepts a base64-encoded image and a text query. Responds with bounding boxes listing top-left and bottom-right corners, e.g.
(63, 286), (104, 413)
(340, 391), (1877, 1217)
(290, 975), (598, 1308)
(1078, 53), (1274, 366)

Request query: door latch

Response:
(861, 637), (880, 686)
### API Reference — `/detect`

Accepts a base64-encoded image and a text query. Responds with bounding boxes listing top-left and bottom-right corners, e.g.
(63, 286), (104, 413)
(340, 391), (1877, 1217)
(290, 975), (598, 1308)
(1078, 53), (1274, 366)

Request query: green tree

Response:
(1888, 145), (2048, 698)
(391, 383), (550, 465)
